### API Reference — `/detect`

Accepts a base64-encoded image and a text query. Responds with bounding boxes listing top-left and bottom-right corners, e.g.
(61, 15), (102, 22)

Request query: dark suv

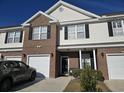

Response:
(0, 60), (36, 92)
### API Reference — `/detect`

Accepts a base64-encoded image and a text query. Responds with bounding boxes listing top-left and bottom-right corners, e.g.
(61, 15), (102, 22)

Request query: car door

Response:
(7, 61), (22, 82)
(9, 61), (27, 82)
(17, 61), (29, 80)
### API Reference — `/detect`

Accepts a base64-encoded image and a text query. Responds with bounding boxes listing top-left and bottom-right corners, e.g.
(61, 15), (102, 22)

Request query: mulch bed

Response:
(64, 79), (111, 92)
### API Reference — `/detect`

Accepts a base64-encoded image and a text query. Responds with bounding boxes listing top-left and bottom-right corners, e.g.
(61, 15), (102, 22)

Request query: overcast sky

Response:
(0, 0), (124, 27)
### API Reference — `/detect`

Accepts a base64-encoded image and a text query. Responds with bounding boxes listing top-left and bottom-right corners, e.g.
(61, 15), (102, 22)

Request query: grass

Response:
(64, 79), (111, 92)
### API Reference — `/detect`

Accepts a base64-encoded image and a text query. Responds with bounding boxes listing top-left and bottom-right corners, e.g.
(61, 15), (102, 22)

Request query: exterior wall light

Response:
(101, 52), (104, 57)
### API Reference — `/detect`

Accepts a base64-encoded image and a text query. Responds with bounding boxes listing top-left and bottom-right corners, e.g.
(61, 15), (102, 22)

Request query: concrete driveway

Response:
(104, 80), (124, 92)
(11, 76), (73, 92)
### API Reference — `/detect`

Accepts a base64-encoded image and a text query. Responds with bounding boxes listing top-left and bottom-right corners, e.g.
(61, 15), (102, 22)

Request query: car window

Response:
(18, 62), (27, 68)
(0, 62), (8, 69)
(8, 61), (19, 68)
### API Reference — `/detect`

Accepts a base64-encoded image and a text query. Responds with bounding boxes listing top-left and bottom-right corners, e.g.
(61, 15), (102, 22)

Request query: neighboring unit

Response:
(0, 0), (124, 80)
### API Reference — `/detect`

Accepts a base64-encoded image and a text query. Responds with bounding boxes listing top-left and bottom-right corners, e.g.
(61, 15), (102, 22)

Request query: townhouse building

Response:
(0, 0), (124, 80)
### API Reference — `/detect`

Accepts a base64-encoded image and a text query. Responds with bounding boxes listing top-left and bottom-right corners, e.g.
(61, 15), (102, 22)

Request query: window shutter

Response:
(19, 31), (23, 42)
(29, 26), (33, 40)
(5, 32), (8, 43)
(47, 25), (51, 39)
(65, 26), (68, 40)
(108, 22), (113, 37)
(85, 24), (89, 38)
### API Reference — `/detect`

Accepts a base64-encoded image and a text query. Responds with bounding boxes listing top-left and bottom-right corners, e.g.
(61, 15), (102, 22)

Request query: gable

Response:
(22, 11), (57, 26)
(30, 14), (50, 26)
(46, 1), (100, 22)
(49, 5), (91, 22)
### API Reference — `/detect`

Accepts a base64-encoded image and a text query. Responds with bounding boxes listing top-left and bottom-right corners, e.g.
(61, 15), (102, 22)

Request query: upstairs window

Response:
(65, 24), (89, 40)
(32, 26), (48, 40)
(107, 20), (124, 37)
(77, 24), (86, 39)
(5, 31), (22, 43)
(112, 20), (124, 36)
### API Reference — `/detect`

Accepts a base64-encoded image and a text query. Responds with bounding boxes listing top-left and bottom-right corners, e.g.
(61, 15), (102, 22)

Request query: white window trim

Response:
(7, 31), (21, 43)
(67, 24), (85, 40)
(77, 24), (85, 39)
(32, 26), (48, 40)
(112, 20), (124, 36)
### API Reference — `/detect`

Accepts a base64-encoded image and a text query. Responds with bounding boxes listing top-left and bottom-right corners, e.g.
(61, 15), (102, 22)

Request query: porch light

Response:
(23, 53), (26, 58)
(101, 52), (104, 57)
(51, 53), (53, 57)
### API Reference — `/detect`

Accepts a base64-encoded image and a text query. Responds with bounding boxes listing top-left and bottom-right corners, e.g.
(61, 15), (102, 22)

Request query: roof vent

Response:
(59, 7), (64, 12)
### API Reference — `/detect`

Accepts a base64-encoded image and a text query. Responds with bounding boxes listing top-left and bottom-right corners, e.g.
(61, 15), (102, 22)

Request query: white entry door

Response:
(107, 54), (124, 80)
(28, 54), (50, 78)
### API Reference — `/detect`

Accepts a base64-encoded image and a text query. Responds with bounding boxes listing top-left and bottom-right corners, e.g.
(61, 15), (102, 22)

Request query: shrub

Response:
(69, 68), (82, 78)
(94, 70), (104, 81)
(80, 65), (103, 92)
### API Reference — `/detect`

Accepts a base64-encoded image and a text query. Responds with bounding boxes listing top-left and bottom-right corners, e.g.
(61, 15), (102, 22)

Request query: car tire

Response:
(0, 79), (12, 92)
(30, 71), (36, 81)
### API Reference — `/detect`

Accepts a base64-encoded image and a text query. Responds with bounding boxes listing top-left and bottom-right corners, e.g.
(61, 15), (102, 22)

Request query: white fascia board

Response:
(45, 0), (100, 18)
(101, 14), (124, 20)
(45, 1), (61, 14)
(21, 11), (57, 26)
(0, 26), (22, 31)
(60, 15), (124, 25)
(58, 43), (124, 50)
(60, 18), (99, 25)
(60, 1), (100, 18)
(22, 23), (30, 27)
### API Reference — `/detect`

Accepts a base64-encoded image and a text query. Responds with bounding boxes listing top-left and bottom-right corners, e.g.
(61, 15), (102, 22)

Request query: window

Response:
(112, 20), (124, 36)
(18, 62), (27, 68)
(68, 25), (75, 39)
(32, 26), (48, 40)
(67, 24), (85, 40)
(7, 31), (21, 43)
(77, 25), (85, 39)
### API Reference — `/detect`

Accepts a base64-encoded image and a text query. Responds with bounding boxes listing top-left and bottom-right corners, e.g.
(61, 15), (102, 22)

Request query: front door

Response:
(82, 54), (91, 67)
(61, 56), (69, 75)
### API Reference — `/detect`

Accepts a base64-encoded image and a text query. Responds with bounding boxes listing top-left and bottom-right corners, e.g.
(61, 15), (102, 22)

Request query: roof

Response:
(45, 0), (100, 18)
(22, 11), (57, 26)
(102, 11), (124, 16)
(0, 25), (22, 31)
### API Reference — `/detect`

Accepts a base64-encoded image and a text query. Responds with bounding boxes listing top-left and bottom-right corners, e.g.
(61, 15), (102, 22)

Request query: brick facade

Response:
(97, 47), (124, 80)
(23, 14), (58, 78)
(59, 52), (79, 69)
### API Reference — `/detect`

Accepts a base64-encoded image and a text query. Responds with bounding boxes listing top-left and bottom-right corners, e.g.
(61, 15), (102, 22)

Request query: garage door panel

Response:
(107, 54), (124, 80)
(6, 57), (22, 61)
(28, 55), (50, 78)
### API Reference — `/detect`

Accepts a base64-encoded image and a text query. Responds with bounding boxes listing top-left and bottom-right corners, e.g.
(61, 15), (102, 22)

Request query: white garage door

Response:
(107, 54), (124, 80)
(6, 56), (22, 61)
(28, 55), (50, 78)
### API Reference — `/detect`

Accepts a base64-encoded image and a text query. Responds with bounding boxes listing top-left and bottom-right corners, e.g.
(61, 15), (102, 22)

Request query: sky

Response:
(0, 0), (124, 27)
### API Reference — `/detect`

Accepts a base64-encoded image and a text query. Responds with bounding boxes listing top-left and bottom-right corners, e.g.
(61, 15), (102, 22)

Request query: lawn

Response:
(64, 79), (111, 92)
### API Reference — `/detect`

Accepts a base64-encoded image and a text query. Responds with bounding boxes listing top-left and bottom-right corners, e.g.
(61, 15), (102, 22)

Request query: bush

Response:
(80, 65), (104, 92)
(94, 70), (104, 81)
(69, 68), (82, 78)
